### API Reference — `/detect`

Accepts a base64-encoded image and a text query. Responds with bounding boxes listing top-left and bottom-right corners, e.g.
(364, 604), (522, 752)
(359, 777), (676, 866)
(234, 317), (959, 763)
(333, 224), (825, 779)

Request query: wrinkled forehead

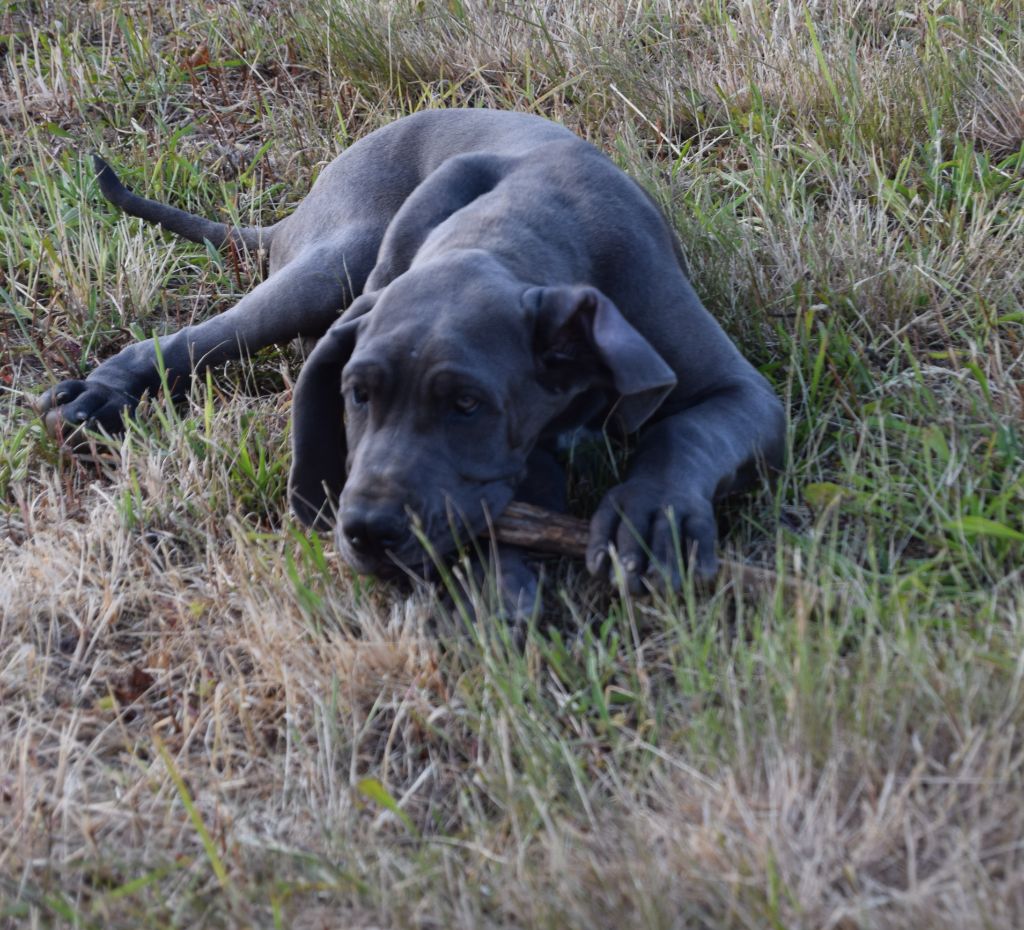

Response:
(352, 320), (524, 375)
(353, 263), (531, 374)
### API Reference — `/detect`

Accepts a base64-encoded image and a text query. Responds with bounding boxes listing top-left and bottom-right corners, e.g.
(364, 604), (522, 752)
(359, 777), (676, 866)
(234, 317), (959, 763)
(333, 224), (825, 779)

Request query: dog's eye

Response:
(349, 384), (370, 406)
(453, 394), (480, 416)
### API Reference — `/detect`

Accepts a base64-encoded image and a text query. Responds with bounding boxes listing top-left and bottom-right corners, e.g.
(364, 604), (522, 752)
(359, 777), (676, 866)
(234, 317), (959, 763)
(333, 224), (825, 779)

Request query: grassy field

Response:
(2, 0), (1023, 926)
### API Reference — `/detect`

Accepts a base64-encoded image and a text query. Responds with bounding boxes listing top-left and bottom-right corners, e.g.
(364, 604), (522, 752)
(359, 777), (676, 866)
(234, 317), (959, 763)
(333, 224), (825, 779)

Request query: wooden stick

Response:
(489, 501), (590, 557)
(491, 501), (820, 600)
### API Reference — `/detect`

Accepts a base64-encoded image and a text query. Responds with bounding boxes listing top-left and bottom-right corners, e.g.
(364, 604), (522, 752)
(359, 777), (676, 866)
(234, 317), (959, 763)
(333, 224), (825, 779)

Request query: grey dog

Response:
(36, 109), (785, 597)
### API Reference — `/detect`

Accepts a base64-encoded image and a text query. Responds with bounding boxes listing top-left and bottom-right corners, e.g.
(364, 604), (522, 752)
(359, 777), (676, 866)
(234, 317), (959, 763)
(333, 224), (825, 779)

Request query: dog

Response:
(36, 108), (785, 598)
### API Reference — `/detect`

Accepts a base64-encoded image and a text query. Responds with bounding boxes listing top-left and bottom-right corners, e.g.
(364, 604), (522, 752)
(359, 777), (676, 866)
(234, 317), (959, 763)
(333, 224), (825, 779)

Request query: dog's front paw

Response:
(456, 546), (540, 634)
(495, 546), (541, 625)
(586, 480), (718, 593)
(34, 378), (137, 447)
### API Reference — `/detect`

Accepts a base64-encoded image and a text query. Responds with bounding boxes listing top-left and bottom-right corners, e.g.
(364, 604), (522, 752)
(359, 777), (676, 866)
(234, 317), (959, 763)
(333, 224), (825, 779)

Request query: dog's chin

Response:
(336, 543), (419, 581)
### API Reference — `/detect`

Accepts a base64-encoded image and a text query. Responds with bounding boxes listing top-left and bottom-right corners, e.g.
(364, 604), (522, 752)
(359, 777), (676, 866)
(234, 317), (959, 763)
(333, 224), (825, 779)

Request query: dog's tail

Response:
(92, 154), (276, 252)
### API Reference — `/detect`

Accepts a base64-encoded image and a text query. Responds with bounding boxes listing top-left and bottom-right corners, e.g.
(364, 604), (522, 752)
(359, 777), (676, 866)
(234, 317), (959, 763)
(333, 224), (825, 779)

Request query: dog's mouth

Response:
(335, 485), (516, 580)
(339, 546), (425, 583)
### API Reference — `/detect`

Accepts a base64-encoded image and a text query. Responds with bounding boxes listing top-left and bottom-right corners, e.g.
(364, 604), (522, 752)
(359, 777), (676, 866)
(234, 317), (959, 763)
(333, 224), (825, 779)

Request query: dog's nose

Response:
(340, 505), (408, 558)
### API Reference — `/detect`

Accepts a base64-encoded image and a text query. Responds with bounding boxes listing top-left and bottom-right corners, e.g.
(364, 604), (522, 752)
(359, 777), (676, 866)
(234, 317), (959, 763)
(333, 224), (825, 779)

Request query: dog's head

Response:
(288, 252), (675, 577)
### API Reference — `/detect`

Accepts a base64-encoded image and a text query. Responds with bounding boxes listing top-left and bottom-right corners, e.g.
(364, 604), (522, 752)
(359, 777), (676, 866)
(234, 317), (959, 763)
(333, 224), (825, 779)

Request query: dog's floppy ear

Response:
(289, 294), (376, 529)
(525, 285), (677, 432)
